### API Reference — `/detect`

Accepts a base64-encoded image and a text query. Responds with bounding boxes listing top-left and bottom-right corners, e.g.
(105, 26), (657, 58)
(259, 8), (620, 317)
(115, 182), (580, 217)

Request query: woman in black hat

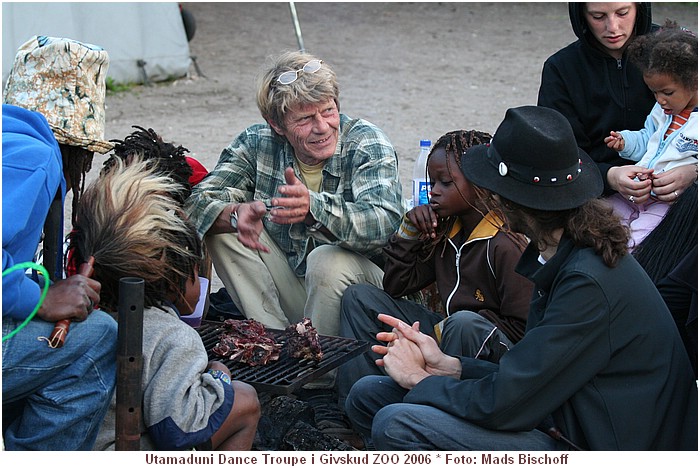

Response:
(344, 106), (697, 451)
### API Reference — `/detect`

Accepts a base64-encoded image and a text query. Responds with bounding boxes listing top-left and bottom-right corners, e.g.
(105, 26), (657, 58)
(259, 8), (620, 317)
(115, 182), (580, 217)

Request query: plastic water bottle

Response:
(412, 139), (432, 207)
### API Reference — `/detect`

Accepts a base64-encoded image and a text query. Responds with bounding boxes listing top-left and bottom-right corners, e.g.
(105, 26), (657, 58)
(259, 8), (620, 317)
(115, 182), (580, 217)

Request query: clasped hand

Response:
(605, 132), (695, 203)
(373, 313), (460, 389)
(607, 164), (695, 203)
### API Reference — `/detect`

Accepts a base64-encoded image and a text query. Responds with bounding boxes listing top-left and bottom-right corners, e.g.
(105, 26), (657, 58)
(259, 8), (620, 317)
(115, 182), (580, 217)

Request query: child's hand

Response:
(604, 131), (625, 151)
(406, 204), (438, 239)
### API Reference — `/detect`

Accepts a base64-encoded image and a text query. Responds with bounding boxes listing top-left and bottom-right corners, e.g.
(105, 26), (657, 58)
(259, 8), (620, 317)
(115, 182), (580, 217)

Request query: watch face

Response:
(230, 210), (238, 229)
(207, 369), (231, 385)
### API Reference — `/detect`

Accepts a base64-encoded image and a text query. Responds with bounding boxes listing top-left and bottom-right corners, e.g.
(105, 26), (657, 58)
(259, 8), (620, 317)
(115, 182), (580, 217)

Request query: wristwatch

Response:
(206, 369), (232, 385)
(229, 207), (238, 230)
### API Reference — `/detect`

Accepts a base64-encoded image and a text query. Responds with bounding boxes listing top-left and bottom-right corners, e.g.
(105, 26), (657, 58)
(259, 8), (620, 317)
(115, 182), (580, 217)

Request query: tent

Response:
(2, 2), (192, 86)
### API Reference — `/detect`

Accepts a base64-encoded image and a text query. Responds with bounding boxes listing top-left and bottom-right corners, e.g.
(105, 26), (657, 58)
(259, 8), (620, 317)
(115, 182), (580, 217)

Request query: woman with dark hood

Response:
(537, 3), (690, 198)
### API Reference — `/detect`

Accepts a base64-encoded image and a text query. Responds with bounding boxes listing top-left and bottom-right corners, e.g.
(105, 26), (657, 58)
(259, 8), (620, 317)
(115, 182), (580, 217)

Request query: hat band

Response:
(487, 145), (583, 186)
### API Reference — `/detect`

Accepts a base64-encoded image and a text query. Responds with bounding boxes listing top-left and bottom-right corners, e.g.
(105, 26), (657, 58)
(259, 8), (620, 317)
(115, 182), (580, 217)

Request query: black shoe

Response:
(207, 288), (245, 321)
(294, 389), (364, 449)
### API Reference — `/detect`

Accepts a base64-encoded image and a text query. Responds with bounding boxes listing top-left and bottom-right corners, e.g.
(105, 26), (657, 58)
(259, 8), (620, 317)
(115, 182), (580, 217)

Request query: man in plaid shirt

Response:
(185, 51), (403, 364)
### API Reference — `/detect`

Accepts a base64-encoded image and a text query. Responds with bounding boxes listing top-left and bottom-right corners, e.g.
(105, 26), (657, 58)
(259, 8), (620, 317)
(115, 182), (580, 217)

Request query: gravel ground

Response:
(92, 2), (697, 292)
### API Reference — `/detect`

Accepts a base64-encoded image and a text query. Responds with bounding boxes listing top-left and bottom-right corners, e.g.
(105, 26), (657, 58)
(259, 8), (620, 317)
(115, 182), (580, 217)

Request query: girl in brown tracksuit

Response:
(338, 130), (533, 406)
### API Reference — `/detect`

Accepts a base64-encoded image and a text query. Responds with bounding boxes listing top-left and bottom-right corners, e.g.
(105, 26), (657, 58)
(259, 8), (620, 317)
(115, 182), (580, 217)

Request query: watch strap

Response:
(308, 221), (323, 232)
(229, 206), (238, 230)
(206, 369), (232, 385)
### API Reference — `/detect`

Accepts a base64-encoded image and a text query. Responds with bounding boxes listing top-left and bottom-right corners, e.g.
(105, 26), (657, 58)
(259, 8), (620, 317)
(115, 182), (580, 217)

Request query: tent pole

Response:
(288, 2), (305, 52)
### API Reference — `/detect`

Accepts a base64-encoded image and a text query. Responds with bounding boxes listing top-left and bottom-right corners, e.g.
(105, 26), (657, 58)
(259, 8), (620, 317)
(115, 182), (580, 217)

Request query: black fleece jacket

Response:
(537, 3), (656, 194)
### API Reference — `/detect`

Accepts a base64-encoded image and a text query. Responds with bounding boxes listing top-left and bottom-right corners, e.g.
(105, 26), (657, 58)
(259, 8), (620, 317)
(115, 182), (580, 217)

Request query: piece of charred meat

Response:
(211, 319), (281, 366)
(285, 317), (323, 361)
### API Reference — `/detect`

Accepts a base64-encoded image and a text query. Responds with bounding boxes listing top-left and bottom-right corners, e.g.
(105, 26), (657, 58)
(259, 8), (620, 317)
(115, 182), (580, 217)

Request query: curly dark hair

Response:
(627, 19), (697, 90)
(103, 126), (193, 204)
(492, 197), (630, 268)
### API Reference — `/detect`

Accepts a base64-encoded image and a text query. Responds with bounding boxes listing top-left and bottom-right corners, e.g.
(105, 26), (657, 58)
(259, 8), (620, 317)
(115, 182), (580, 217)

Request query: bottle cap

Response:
(420, 139), (432, 147)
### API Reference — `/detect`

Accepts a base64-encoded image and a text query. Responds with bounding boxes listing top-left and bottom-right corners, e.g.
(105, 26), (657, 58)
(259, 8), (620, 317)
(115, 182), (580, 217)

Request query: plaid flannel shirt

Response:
(184, 114), (404, 275)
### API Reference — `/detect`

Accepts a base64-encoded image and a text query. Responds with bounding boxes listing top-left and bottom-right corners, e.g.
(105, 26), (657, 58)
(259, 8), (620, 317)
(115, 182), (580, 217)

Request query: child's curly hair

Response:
(627, 19), (697, 90)
(70, 156), (202, 313)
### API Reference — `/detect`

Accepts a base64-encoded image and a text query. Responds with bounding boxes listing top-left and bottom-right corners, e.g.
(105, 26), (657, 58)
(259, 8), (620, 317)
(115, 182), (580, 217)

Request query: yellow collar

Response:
(448, 211), (504, 241)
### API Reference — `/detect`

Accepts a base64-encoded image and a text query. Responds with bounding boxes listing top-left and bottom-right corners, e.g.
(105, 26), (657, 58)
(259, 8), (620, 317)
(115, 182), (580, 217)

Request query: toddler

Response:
(605, 20), (697, 248)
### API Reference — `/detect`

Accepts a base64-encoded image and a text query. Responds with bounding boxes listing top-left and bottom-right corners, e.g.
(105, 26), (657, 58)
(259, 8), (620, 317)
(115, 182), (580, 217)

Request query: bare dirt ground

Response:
(99, 1), (697, 293)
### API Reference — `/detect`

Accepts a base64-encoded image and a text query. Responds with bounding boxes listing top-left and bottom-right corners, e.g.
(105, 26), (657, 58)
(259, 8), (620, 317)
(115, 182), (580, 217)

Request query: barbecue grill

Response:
(197, 320), (369, 394)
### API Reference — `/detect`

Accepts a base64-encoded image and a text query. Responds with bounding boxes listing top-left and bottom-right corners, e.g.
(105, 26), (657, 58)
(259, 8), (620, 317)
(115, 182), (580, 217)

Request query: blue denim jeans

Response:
(2, 311), (118, 450)
(345, 375), (558, 451)
(338, 284), (513, 407)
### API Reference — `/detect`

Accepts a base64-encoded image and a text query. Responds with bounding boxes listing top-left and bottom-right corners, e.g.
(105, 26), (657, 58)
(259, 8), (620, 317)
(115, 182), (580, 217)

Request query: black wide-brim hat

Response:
(461, 106), (603, 211)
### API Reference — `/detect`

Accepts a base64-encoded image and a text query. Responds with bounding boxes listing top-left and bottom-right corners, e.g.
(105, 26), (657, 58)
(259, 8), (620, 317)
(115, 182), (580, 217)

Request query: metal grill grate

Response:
(197, 320), (369, 394)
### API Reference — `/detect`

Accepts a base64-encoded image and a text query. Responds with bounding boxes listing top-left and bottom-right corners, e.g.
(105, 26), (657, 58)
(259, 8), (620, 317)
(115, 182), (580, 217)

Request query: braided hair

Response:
(103, 126), (193, 204)
(417, 129), (493, 261)
(60, 144), (93, 226)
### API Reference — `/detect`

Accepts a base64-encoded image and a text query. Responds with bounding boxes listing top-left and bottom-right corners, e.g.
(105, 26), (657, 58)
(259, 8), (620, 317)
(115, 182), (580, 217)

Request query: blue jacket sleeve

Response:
(619, 104), (661, 162)
(2, 104), (64, 320)
(2, 251), (43, 320)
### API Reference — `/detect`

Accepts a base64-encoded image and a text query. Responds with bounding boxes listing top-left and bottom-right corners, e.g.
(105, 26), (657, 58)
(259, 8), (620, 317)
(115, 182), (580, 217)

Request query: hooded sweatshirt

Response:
(537, 2), (656, 193)
(2, 104), (65, 320)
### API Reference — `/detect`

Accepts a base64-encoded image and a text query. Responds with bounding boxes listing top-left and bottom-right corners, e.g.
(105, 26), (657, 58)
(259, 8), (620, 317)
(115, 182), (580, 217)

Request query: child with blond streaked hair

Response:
(69, 157), (260, 450)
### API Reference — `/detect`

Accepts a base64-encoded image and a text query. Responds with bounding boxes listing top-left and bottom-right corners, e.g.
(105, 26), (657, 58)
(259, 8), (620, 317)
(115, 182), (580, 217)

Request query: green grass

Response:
(105, 74), (188, 95)
(105, 77), (135, 94)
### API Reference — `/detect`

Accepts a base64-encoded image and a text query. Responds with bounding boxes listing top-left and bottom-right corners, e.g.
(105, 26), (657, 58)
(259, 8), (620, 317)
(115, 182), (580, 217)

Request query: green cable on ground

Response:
(2, 262), (50, 342)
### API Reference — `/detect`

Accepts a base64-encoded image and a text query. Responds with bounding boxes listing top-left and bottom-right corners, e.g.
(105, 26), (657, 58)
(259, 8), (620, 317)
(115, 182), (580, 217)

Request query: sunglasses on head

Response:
(276, 59), (323, 85)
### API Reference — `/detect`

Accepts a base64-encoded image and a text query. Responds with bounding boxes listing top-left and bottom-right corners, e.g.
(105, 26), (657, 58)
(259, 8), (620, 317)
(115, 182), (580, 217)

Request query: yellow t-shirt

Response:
(296, 158), (324, 192)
